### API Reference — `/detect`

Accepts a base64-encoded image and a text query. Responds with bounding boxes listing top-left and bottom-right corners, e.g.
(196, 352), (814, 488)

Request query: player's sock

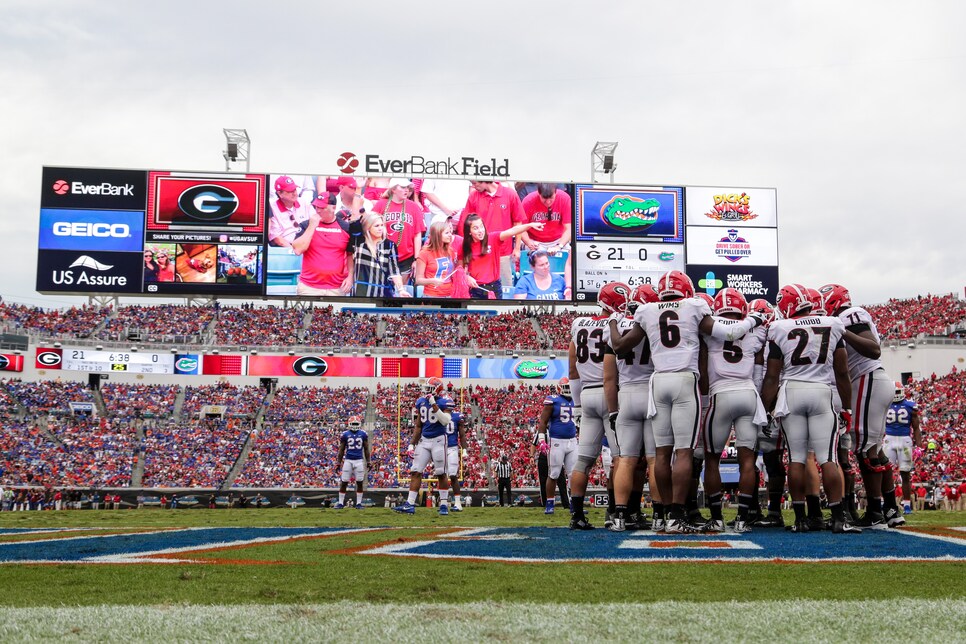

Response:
(737, 494), (753, 521)
(407, 491), (418, 506)
(829, 500), (845, 522)
(749, 488), (762, 517)
(338, 493), (346, 505)
(792, 501), (806, 522)
(607, 488), (616, 515)
(628, 490), (642, 518)
(805, 495), (822, 519)
(685, 495), (698, 516)
(867, 496), (882, 514)
(768, 493), (783, 515)
(883, 488), (898, 512)
(846, 492), (858, 517)
(356, 494), (364, 506)
(571, 496), (585, 518)
(653, 502), (665, 520)
(669, 503), (687, 520)
(438, 490), (449, 507)
(614, 504), (627, 518)
(708, 492), (723, 520)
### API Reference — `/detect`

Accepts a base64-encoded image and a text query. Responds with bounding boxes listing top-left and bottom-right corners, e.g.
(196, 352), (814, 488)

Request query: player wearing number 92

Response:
(608, 270), (763, 534)
(336, 416), (370, 509)
(394, 377), (454, 515)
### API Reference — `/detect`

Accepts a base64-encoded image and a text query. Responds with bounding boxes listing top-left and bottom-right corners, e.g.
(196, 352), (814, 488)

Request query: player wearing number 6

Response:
(336, 416), (370, 509)
(609, 270), (763, 534)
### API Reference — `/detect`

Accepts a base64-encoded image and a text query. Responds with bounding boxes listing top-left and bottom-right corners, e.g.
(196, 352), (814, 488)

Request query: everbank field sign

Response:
(336, 151), (510, 177)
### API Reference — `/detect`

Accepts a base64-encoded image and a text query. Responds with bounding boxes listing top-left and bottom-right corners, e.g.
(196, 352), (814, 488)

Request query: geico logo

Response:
(52, 222), (131, 238)
(37, 351), (62, 366)
(293, 356), (328, 376)
(70, 181), (135, 196)
(177, 185), (239, 222)
(51, 270), (128, 287)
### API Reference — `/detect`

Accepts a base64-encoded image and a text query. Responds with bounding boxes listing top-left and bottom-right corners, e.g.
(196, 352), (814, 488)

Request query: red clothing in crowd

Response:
(521, 190), (570, 243)
(458, 184), (526, 256)
(373, 199), (426, 262)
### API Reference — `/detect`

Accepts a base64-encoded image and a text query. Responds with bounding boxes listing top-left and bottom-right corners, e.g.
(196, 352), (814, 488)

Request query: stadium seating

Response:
(96, 305), (215, 343)
(467, 311), (541, 350)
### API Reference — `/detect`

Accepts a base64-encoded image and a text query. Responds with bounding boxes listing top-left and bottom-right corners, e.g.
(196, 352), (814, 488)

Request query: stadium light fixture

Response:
(212, 349), (219, 355)
(54, 342), (62, 348)
(170, 348), (178, 353)
(327, 351), (334, 357)
(476, 352), (482, 358)
(364, 350), (371, 357)
(130, 346), (138, 352)
(549, 354), (556, 360)
(288, 350), (296, 356)
(223, 129), (251, 172)
(402, 352), (409, 358)
(250, 350), (258, 355)
(96, 345), (103, 351)
(591, 141), (619, 183)
(439, 352), (445, 358)
(512, 354), (519, 360)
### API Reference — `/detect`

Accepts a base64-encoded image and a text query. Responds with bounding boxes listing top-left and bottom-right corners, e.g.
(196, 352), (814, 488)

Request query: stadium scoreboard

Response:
(62, 349), (175, 374)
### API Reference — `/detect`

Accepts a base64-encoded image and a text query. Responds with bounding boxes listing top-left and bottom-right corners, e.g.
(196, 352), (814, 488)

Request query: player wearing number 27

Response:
(336, 417), (370, 509)
(609, 270), (763, 534)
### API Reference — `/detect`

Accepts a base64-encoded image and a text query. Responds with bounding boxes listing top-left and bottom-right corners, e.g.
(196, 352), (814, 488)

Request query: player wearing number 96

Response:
(760, 283), (859, 534)
(609, 270), (763, 534)
(394, 377), (453, 515)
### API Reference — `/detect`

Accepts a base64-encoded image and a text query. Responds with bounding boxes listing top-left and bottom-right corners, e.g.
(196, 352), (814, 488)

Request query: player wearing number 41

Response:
(608, 270), (765, 534)
(760, 284), (860, 534)
(335, 416), (370, 509)
(821, 283), (904, 529)
(394, 377), (454, 515)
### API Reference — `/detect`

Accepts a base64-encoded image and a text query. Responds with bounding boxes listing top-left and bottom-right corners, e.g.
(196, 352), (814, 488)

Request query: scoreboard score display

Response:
(573, 241), (685, 300)
(62, 349), (175, 374)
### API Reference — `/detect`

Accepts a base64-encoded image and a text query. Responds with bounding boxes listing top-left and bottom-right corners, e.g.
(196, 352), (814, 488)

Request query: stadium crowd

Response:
(141, 418), (251, 488)
(303, 308), (378, 347)
(214, 305), (305, 347)
(181, 383), (266, 418)
(96, 305), (215, 342)
(866, 294), (966, 340)
(101, 383), (179, 418)
(466, 311), (541, 350)
(381, 313), (465, 348)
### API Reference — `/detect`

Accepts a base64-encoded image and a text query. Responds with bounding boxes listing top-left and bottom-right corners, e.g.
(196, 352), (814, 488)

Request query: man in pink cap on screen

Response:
(268, 175), (314, 247)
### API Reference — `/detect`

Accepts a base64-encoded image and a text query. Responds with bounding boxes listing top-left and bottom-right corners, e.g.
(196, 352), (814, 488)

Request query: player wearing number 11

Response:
(608, 270), (764, 534)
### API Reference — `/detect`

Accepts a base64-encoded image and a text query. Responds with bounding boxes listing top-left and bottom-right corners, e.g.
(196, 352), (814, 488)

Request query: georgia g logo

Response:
(37, 350), (62, 367)
(293, 356), (328, 377)
(177, 185), (239, 222)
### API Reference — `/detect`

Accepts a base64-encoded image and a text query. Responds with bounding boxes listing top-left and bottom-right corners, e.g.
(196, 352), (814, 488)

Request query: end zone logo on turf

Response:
(337, 151), (510, 177)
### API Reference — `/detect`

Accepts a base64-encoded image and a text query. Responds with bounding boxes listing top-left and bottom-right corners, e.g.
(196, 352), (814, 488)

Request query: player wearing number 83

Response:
(609, 270), (763, 533)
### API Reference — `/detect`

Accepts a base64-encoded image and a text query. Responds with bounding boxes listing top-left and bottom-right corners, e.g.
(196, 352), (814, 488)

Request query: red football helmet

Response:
(557, 377), (572, 397)
(749, 299), (775, 326)
(805, 287), (827, 315)
(819, 283), (852, 315)
(598, 282), (631, 315)
(631, 283), (659, 307)
(423, 376), (444, 396)
(696, 292), (715, 308)
(775, 284), (813, 319)
(348, 416), (362, 429)
(657, 270), (694, 301)
(713, 288), (748, 317)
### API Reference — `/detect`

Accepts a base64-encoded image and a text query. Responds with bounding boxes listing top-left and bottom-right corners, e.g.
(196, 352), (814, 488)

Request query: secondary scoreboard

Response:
(62, 348), (175, 374)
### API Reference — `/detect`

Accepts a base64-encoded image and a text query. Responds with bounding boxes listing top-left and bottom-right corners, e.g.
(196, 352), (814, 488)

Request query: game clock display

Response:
(62, 349), (175, 374)
(573, 241), (685, 302)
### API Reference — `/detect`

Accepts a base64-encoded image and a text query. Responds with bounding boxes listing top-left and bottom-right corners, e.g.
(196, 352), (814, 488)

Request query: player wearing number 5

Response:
(609, 271), (763, 534)
(395, 377), (453, 515)
(336, 416), (370, 509)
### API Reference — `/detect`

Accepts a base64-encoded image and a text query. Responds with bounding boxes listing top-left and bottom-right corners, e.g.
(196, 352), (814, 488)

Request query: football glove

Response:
(607, 411), (618, 433)
(749, 311), (767, 327)
(406, 444), (415, 458)
(838, 409), (853, 434)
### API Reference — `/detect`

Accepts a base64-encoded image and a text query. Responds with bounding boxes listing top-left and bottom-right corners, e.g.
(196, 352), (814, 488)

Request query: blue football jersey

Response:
(415, 395), (452, 439)
(544, 394), (576, 439)
(885, 400), (916, 437)
(341, 429), (368, 460)
(446, 411), (462, 447)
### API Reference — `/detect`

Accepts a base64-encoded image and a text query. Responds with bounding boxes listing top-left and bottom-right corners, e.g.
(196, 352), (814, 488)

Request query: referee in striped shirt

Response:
(495, 454), (513, 506)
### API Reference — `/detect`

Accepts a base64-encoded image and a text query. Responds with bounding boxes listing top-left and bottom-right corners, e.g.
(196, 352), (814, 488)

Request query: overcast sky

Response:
(1, 0), (963, 309)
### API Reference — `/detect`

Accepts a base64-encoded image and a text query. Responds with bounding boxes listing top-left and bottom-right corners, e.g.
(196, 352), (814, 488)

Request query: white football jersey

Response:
(767, 315), (845, 383)
(836, 306), (883, 381)
(705, 320), (766, 394)
(634, 297), (712, 374)
(571, 315), (610, 385)
(603, 316), (653, 386)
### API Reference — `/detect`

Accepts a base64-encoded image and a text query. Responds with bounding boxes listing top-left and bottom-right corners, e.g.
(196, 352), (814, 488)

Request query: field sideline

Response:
(1, 509), (965, 641)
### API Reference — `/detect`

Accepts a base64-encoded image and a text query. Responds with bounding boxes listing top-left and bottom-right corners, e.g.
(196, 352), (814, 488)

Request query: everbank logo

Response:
(52, 179), (134, 196)
(336, 151), (510, 177)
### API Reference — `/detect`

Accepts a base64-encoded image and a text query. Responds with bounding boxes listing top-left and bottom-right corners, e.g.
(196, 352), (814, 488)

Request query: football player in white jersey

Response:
(821, 283), (901, 528)
(609, 271), (763, 533)
(567, 282), (627, 530)
(699, 288), (768, 533)
(760, 284), (860, 534)
(604, 283), (659, 531)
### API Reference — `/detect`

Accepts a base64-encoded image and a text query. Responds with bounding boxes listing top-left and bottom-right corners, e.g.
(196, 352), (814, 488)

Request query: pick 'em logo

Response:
(176, 185), (239, 222)
(37, 351), (62, 367)
(337, 152), (359, 174)
(53, 180), (70, 195)
(293, 356), (328, 376)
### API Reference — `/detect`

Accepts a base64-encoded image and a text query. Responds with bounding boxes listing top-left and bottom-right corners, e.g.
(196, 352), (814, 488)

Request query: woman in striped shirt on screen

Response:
(352, 214), (412, 299)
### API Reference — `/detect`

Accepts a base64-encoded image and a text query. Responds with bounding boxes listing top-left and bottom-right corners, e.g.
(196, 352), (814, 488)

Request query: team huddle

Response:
(333, 269), (922, 534)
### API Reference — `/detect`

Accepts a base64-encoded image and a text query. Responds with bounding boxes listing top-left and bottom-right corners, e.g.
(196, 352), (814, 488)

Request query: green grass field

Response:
(1, 508), (965, 642)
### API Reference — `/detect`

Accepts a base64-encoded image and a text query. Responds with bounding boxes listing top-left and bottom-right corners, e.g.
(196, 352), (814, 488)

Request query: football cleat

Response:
(832, 518), (863, 534)
(544, 501), (555, 515)
(788, 519), (810, 533)
(452, 505), (463, 512)
(665, 518), (699, 534)
(651, 517), (666, 533)
(626, 512), (650, 531)
(884, 507), (906, 528)
(903, 502), (912, 515)
(393, 502), (416, 514)
(604, 511), (615, 529)
(438, 504), (449, 516)
(752, 513), (785, 528)
(701, 518), (725, 533)
(855, 512), (887, 529)
(732, 520), (752, 533)
(657, 270), (695, 301)
(607, 514), (626, 532)
(598, 282), (632, 316)
(354, 503), (363, 510)
(806, 516), (826, 532)
(569, 516), (595, 530)
(333, 502), (345, 509)
(688, 510), (709, 526)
